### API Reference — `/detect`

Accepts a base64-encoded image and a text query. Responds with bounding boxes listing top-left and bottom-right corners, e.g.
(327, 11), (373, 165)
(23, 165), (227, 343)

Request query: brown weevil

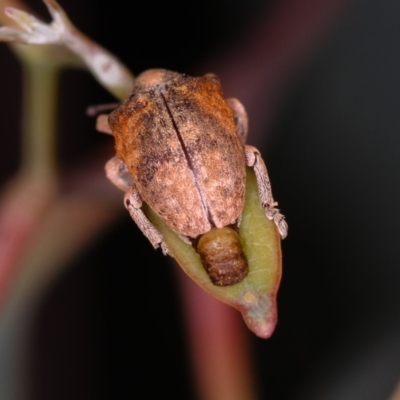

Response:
(97, 69), (287, 286)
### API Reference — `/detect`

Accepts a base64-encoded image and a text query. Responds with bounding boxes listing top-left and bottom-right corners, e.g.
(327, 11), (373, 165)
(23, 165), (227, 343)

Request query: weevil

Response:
(96, 69), (287, 286)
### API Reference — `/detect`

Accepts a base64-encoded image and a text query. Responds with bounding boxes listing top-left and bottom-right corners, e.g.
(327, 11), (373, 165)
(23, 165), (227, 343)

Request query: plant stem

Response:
(20, 62), (59, 184)
(179, 271), (259, 400)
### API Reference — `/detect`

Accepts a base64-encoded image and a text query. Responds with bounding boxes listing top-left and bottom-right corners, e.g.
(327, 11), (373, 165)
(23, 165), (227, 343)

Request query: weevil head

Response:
(196, 227), (248, 286)
(131, 69), (182, 94)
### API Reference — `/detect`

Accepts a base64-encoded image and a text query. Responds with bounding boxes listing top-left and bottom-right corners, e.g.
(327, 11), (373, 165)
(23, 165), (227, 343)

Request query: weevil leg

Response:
(227, 98), (248, 144)
(245, 145), (288, 239)
(86, 103), (120, 116)
(124, 188), (171, 255)
(105, 156), (171, 255)
(96, 114), (113, 134)
(105, 156), (133, 192)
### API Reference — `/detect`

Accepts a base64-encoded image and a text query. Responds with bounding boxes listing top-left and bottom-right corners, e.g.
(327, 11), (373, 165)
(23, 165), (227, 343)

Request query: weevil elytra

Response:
(97, 69), (287, 286)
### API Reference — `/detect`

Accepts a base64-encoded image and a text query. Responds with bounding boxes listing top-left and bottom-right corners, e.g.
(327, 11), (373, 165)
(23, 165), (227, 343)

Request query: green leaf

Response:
(146, 168), (282, 338)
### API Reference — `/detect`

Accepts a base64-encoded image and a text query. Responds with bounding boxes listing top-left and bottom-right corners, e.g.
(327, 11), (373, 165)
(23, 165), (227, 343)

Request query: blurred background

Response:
(0, 0), (400, 399)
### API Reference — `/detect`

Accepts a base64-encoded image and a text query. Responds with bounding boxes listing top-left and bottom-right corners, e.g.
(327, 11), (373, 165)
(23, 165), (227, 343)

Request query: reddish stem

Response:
(178, 269), (258, 400)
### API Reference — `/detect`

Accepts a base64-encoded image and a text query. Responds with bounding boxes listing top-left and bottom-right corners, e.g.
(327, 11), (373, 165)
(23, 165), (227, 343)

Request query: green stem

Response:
(20, 62), (59, 183)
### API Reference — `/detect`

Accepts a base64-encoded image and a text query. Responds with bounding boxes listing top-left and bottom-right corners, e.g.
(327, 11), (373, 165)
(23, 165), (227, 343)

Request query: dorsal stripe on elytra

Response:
(160, 92), (214, 226)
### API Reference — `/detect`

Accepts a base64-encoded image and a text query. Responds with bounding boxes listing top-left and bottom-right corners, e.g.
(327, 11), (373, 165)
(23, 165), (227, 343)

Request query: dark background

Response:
(1, 0), (400, 399)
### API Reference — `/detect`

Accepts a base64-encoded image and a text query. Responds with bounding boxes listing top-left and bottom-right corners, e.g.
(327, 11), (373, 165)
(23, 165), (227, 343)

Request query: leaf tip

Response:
(238, 291), (278, 339)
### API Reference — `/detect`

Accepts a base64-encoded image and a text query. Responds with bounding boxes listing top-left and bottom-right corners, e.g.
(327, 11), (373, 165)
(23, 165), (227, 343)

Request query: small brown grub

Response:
(196, 227), (248, 286)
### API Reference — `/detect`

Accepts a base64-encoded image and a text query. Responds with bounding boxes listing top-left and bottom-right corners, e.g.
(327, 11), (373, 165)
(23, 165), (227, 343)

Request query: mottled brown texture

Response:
(196, 227), (248, 286)
(162, 75), (246, 228)
(108, 69), (246, 237)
